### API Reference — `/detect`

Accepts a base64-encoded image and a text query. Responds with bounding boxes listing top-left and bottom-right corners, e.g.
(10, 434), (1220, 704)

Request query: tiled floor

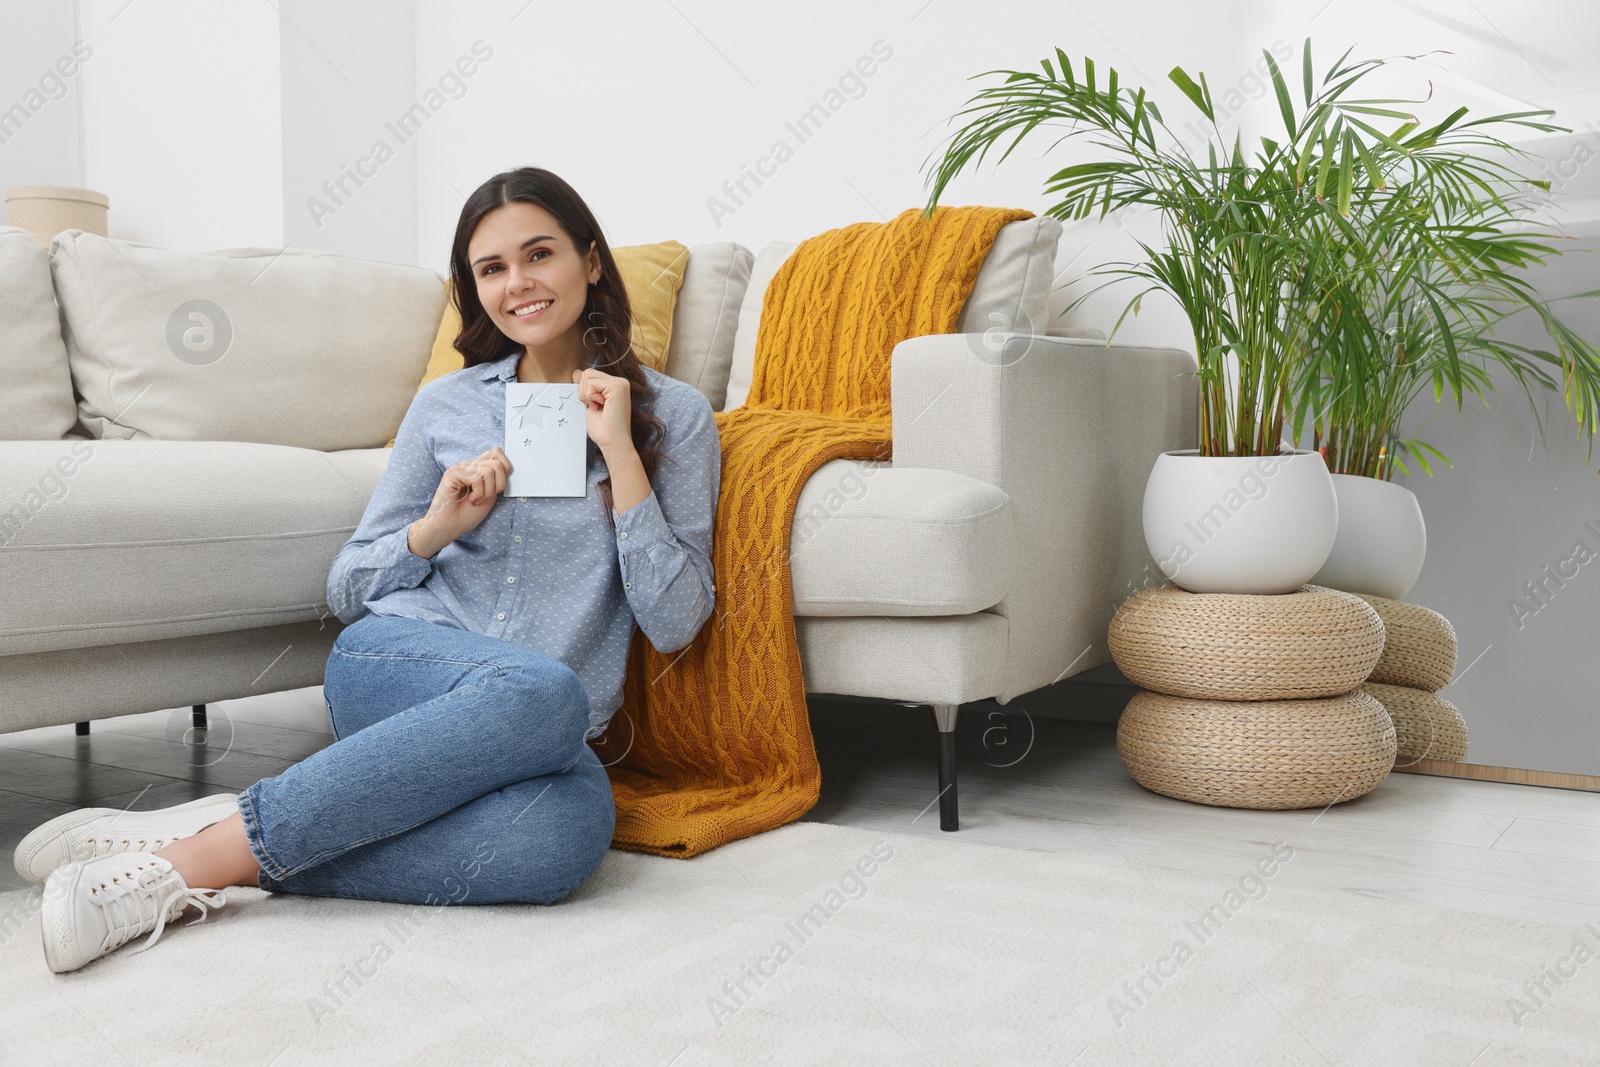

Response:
(3, 687), (1597, 927)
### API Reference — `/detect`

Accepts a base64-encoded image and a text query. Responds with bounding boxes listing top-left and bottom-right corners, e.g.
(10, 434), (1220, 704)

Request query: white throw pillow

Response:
(660, 242), (753, 412)
(0, 227), (81, 441)
(50, 231), (446, 450)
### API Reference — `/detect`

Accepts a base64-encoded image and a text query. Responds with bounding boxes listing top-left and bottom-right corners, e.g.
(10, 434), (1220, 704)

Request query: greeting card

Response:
(504, 383), (587, 497)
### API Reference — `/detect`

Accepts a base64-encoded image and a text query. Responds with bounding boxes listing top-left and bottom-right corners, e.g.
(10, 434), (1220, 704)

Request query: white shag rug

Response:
(1, 820), (1596, 1066)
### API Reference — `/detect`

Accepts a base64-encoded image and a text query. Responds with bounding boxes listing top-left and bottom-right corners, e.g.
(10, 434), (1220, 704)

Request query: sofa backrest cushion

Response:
(661, 241), (753, 412)
(49, 231), (446, 449)
(722, 216), (1062, 412)
(0, 227), (83, 441)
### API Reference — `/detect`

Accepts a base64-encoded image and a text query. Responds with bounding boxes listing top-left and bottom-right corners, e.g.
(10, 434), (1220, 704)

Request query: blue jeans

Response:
(237, 613), (616, 905)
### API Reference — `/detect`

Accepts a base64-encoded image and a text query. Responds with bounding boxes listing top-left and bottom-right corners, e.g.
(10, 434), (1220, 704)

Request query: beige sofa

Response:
(0, 219), (1196, 830)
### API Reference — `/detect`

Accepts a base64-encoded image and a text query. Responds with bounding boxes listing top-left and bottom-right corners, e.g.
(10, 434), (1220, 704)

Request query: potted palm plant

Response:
(1295, 185), (1600, 598)
(918, 41), (1582, 594)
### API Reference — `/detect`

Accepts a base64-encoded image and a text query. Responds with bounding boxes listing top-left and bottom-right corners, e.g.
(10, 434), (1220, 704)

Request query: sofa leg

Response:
(929, 702), (959, 832)
(192, 704), (207, 730)
(74, 721), (89, 736)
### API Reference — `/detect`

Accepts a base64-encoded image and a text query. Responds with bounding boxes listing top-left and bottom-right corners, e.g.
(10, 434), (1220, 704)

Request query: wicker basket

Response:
(1116, 689), (1397, 809)
(1108, 585), (1385, 701)
(1362, 682), (1469, 762)
(1355, 594), (1457, 691)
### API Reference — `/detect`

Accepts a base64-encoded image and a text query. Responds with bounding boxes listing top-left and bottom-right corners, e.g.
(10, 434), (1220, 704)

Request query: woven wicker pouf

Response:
(1108, 585), (1385, 701)
(1117, 689), (1397, 809)
(1361, 682), (1470, 762)
(1354, 594), (1457, 691)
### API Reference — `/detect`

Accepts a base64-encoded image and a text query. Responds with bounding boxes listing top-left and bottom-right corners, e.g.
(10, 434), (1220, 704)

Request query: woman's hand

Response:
(572, 367), (632, 453)
(408, 447), (511, 558)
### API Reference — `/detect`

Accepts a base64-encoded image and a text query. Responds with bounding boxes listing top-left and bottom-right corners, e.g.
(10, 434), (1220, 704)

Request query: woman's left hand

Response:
(572, 367), (632, 453)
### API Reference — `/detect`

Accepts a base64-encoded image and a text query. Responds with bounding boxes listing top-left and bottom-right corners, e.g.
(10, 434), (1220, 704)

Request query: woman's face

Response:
(467, 200), (600, 354)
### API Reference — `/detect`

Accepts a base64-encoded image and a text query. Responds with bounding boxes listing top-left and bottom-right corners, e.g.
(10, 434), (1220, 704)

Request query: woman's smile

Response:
(509, 298), (553, 320)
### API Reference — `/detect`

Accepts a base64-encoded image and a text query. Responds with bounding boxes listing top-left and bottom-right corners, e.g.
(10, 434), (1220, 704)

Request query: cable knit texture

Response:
(592, 205), (1034, 857)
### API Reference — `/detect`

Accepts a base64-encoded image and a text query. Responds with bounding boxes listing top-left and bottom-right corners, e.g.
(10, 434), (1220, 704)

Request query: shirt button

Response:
(619, 532), (628, 540)
(507, 576), (516, 584)
(496, 612), (506, 621)
(514, 535), (523, 543)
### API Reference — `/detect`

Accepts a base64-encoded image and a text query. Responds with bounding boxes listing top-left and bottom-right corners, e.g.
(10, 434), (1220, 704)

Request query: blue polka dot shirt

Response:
(326, 348), (721, 740)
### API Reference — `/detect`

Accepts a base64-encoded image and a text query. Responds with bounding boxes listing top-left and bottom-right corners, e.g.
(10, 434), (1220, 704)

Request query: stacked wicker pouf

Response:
(1353, 594), (1469, 763)
(1108, 585), (1396, 809)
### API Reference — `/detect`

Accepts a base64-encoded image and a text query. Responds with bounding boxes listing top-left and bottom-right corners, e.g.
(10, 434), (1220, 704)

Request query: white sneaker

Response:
(13, 794), (239, 884)
(40, 852), (227, 973)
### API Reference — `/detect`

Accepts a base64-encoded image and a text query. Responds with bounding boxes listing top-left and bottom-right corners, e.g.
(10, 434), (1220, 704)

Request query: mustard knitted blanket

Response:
(591, 205), (1035, 857)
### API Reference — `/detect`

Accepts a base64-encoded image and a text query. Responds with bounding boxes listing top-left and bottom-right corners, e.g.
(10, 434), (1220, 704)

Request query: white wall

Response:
(278, 0), (418, 264)
(75, 0), (282, 248)
(0, 1), (84, 194)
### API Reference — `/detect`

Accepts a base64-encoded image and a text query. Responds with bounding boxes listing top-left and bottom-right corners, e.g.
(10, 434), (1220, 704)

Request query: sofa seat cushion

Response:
(789, 460), (1016, 616)
(0, 441), (388, 657)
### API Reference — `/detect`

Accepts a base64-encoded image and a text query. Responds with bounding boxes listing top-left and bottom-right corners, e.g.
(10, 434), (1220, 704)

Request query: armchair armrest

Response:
(890, 333), (1198, 702)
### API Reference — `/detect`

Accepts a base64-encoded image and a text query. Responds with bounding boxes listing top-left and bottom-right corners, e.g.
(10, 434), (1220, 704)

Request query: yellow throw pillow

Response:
(386, 240), (689, 447)
(611, 239), (690, 372)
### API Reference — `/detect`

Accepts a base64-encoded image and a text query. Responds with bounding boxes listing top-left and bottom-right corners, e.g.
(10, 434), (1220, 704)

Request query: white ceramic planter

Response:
(1309, 473), (1427, 599)
(1142, 449), (1339, 595)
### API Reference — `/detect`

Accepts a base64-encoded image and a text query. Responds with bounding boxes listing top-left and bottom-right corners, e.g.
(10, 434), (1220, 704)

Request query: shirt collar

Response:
(474, 349), (604, 382)
(474, 350), (520, 382)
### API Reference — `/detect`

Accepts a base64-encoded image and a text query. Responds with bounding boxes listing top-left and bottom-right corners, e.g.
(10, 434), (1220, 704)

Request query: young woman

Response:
(19, 167), (721, 973)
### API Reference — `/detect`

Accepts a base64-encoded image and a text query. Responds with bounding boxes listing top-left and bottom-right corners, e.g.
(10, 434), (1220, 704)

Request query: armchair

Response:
(785, 331), (1197, 829)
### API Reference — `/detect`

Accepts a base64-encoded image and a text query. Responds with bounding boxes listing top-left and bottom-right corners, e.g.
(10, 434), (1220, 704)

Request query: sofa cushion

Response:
(0, 227), (82, 441)
(723, 216), (1062, 411)
(661, 242), (752, 411)
(49, 231), (446, 449)
(789, 459), (1016, 616)
(0, 440), (388, 657)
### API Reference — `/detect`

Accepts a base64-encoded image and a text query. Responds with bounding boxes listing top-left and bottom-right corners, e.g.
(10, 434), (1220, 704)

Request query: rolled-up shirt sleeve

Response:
(612, 390), (720, 654)
(326, 396), (443, 624)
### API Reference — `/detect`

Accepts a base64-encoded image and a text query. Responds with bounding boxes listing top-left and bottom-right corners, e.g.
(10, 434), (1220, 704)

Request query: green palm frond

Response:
(920, 38), (1599, 463)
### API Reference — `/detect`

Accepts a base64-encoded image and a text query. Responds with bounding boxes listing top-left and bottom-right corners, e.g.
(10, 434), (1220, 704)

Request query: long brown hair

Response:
(447, 167), (666, 522)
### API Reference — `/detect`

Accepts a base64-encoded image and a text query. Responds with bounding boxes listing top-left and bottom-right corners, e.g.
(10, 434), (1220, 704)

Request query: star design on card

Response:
(511, 394), (550, 429)
(508, 388), (579, 428)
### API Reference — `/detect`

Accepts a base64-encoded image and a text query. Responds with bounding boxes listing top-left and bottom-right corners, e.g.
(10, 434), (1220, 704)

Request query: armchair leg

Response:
(75, 721), (89, 736)
(192, 704), (207, 730)
(928, 702), (960, 831)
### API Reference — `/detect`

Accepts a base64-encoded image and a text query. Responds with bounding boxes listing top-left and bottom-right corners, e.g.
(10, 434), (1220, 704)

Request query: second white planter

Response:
(1142, 449), (1339, 595)
(1309, 473), (1428, 600)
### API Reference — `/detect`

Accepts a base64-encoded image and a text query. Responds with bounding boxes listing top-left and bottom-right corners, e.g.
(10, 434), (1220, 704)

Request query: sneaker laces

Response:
(80, 834), (176, 860)
(87, 859), (227, 958)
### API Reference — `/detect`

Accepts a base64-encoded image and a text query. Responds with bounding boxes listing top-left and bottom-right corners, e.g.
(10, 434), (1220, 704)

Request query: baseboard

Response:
(1392, 759), (1600, 792)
